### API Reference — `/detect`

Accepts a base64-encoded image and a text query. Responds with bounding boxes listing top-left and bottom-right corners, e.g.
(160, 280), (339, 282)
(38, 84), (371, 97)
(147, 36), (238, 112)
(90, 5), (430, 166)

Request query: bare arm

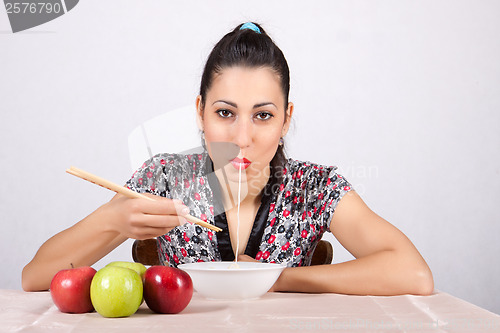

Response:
(241, 191), (433, 295)
(22, 193), (188, 292)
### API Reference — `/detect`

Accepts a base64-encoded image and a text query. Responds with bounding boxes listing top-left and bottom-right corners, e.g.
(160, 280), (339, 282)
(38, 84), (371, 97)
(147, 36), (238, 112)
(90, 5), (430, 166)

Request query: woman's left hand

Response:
(235, 254), (257, 262)
(235, 254), (278, 292)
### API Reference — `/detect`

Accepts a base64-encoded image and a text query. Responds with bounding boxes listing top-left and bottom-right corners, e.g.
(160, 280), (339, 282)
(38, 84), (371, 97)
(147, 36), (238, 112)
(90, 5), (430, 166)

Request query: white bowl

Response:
(178, 261), (286, 300)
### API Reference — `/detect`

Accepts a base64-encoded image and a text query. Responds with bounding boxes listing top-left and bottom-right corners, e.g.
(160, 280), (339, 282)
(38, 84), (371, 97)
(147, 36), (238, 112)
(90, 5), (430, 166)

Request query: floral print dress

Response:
(126, 152), (352, 267)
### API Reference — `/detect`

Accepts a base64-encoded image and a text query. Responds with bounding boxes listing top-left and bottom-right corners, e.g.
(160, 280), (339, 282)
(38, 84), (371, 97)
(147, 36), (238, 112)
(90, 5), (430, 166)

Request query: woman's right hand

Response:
(101, 193), (190, 240)
(22, 192), (189, 291)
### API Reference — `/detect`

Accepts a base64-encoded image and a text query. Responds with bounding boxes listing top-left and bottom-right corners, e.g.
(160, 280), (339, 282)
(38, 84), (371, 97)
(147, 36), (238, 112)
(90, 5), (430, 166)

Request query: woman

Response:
(22, 22), (434, 295)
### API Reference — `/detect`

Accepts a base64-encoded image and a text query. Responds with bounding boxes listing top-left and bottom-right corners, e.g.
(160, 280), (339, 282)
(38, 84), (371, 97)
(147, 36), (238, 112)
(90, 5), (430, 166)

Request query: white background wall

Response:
(1, 0), (499, 314)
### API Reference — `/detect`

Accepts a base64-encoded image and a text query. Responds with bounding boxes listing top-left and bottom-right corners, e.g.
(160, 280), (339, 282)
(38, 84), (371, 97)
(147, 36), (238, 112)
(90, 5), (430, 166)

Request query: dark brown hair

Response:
(199, 22), (290, 169)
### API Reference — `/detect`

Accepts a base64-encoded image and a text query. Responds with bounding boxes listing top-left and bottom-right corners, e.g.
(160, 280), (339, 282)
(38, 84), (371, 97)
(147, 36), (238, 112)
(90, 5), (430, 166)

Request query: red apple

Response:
(143, 266), (193, 314)
(50, 266), (97, 313)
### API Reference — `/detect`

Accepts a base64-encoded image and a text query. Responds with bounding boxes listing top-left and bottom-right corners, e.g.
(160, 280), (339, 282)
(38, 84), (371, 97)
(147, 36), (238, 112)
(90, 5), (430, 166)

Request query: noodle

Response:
(229, 163), (242, 269)
(236, 163), (241, 261)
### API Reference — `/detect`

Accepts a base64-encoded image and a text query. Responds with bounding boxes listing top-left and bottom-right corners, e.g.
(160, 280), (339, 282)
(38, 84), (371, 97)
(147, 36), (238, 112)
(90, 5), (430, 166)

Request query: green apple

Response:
(90, 266), (143, 318)
(106, 261), (147, 280)
(106, 261), (147, 305)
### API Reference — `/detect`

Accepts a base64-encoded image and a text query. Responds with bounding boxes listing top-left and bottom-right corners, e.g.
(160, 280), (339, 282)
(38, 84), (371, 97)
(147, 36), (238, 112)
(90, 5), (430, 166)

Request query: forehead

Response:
(208, 66), (284, 106)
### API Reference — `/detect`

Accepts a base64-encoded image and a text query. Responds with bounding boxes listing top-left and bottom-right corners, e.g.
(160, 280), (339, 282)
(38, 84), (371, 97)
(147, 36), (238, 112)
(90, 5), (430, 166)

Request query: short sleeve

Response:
(125, 154), (171, 197)
(258, 159), (353, 267)
(320, 167), (352, 231)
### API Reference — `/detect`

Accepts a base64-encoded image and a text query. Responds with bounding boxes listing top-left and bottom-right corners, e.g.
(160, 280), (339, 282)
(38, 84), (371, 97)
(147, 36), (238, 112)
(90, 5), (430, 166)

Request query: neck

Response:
(215, 165), (270, 210)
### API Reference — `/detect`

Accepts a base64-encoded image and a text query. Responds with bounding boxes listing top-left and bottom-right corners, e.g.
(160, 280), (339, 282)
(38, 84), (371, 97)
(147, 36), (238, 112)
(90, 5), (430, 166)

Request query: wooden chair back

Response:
(132, 238), (333, 266)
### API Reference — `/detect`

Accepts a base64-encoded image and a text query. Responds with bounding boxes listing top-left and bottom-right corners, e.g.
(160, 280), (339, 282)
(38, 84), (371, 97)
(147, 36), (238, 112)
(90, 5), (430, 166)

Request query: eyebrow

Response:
(212, 100), (277, 109)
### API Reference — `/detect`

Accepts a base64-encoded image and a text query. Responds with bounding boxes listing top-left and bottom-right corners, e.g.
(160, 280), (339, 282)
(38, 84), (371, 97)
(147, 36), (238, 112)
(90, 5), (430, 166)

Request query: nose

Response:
(232, 117), (253, 150)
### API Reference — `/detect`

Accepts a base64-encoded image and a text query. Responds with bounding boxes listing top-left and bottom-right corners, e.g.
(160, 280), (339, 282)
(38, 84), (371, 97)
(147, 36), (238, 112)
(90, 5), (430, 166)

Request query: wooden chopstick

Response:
(66, 166), (222, 232)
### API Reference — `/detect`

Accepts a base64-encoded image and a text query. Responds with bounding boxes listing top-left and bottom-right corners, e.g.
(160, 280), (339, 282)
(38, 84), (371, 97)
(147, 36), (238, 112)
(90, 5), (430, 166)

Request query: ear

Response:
(195, 95), (204, 131)
(281, 102), (294, 137)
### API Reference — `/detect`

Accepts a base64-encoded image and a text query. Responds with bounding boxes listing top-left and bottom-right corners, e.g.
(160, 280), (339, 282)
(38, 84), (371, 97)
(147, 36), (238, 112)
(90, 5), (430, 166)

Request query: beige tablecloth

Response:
(0, 289), (498, 332)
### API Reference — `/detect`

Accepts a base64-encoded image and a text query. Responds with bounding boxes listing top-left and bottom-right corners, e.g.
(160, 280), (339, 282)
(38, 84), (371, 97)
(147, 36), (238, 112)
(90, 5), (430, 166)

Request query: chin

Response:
(227, 167), (250, 183)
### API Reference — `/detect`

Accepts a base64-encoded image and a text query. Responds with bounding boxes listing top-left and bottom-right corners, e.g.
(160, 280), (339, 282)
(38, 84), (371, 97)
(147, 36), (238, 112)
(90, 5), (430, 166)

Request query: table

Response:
(0, 289), (498, 332)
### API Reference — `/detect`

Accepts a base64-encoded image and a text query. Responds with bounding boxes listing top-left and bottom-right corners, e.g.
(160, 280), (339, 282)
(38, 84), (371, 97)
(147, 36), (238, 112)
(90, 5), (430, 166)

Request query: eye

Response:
(255, 112), (273, 121)
(216, 109), (233, 118)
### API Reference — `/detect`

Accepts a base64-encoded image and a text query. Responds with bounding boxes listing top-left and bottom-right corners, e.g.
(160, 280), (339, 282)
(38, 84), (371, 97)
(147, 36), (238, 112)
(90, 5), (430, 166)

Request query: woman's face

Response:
(196, 66), (293, 192)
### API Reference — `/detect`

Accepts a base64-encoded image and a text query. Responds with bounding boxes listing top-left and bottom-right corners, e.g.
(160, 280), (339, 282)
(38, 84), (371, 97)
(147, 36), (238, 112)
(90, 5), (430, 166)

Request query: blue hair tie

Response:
(239, 22), (261, 34)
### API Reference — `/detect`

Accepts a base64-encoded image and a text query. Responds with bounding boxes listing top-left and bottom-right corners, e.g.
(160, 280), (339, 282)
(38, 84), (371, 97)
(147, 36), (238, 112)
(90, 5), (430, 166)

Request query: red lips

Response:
(230, 157), (251, 170)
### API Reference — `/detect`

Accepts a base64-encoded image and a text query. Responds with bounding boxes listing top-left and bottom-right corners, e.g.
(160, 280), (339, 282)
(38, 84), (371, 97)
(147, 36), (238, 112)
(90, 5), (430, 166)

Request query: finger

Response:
(133, 227), (176, 240)
(172, 199), (191, 217)
(132, 215), (194, 239)
(180, 217), (193, 226)
(129, 217), (180, 239)
(131, 214), (184, 229)
(134, 195), (190, 216)
(236, 254), (258, 262)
